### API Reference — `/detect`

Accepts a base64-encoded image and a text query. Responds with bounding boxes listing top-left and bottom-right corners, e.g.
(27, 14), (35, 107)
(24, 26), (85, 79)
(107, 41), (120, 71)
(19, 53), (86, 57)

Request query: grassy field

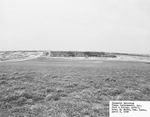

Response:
(0, 57), (150, 117)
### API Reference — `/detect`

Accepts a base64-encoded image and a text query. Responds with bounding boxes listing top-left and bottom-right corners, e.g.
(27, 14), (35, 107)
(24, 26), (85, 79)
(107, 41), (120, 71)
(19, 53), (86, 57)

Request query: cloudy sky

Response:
(0, 0), (150, 54)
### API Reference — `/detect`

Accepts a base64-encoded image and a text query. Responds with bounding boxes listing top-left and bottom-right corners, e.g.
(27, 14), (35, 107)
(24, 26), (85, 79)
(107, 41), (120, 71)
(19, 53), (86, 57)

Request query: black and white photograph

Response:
(0, 0), (150, 117)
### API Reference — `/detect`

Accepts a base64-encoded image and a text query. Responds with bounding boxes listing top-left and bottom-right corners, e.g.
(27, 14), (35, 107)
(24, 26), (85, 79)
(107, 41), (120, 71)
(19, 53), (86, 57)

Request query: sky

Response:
(0, 0), (150, 54)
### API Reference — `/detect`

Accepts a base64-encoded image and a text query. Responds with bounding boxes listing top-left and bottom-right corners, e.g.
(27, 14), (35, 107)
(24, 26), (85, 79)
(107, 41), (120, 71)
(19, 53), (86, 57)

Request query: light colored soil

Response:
(0, 52), (43, 62)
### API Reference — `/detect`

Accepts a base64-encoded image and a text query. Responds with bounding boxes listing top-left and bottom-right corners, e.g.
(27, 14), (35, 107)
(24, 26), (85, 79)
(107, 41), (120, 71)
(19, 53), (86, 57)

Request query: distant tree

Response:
(84, 52), (91, 57)
(67, 51), (75, 57)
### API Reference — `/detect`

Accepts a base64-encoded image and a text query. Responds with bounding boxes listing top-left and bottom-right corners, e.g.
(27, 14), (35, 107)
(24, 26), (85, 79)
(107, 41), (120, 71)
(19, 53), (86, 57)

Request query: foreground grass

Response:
(0, 58), (150, 117)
